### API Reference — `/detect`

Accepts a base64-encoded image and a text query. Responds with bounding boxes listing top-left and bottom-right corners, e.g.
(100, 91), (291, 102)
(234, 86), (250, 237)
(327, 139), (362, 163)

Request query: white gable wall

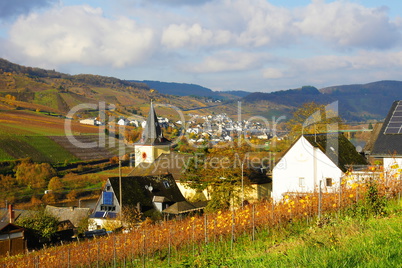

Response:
(383, 157), (402, 179)
(272, 136), (343, 201)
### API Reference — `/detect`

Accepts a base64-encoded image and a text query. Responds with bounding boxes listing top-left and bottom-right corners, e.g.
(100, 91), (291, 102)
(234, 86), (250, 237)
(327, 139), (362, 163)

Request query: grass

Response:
(148, 201), (402, 268)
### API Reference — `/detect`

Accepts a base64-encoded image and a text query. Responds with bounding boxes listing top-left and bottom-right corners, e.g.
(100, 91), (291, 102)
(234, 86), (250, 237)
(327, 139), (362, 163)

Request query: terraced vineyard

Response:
(0, 110), (131, 162)
(49, 135), (131, 161)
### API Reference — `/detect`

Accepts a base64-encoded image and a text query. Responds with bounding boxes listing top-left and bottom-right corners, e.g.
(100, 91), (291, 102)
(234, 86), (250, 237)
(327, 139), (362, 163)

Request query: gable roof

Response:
(371, 100), (402, 157)
(0, 222), (25, 234)
(137, 102), (170, 146)
(45, 206), (91, 228)
(0, 208), (30, 224)
(162, 200), (206, 215)
(303, 132), (368, 172)
(108, 174), (186, 213)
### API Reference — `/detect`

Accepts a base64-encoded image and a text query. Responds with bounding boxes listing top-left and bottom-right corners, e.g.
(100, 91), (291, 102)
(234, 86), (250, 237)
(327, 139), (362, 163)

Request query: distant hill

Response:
(1, 57), (401, 123)
(242, 81), (402, 121)
(132, 80), (249, 99)
(0, 58), (226, 118)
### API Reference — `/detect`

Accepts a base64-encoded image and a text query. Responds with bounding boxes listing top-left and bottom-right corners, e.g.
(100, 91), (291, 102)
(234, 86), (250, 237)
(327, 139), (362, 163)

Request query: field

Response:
(0, 110), (125, 162)
(1, 178), (401, 267)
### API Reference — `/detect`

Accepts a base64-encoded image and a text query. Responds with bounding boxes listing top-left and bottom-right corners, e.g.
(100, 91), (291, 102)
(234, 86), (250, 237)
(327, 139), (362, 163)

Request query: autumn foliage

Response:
(2, 174), (401, 267)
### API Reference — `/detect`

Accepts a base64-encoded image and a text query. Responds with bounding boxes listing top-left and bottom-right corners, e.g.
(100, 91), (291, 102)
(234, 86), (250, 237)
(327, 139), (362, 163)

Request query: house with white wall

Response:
(272, 133), (367, 201)
(371, 100), (402, 178)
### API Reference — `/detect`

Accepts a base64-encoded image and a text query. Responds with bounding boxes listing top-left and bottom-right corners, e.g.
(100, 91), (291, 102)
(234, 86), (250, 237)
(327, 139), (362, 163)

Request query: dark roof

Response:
(137, 102), (170, 146)
(108, 174), (186, 213)
(363, 122), (383, 154)
(0, 222), (25, 234)
(303, 132), (368, 172)
(162, 200), (206, 215)
(0, 209), (30, 224)
(45, 206), (91, 227)
(371, 101), (402, 157)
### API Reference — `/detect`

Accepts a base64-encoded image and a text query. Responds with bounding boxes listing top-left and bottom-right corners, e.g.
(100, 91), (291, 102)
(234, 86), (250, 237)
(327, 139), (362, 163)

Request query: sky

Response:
(1, 0), (402, 92)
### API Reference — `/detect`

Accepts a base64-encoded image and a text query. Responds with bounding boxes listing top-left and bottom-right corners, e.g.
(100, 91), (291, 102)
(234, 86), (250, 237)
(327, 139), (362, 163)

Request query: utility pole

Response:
(241, 162), (244, 208)
(119, 160), (122, 215)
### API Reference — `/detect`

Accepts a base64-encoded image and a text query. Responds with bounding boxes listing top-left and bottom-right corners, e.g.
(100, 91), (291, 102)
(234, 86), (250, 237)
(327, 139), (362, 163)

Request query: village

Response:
(1, 100), (402, 259)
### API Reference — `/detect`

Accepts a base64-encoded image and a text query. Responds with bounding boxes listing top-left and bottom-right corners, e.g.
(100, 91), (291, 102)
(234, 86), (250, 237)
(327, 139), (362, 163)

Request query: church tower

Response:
(134, 102), (171, 166)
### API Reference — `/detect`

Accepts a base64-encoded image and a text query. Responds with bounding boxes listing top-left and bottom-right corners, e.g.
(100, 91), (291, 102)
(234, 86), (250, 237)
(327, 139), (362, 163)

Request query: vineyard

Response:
(1, 175), (401, 267)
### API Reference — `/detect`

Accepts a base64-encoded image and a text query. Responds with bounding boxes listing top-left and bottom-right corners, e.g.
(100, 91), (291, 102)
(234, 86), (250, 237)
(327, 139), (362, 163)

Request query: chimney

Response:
(8, 204), (14, 223)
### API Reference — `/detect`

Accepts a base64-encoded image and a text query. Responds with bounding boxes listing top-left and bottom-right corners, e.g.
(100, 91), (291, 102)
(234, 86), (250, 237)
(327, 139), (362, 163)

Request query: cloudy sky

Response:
(1, 0), (402, 92)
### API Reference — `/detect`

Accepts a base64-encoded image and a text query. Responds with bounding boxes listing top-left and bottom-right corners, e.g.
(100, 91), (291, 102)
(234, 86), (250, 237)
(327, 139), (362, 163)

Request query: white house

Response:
(80, 118), (101, 126)
(272, 133), (367, 201)
(371, 100), (402, 179)
(117, 118), (129, 126)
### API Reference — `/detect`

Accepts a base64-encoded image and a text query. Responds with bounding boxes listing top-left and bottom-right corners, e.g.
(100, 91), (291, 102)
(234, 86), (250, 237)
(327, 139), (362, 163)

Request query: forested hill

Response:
(132, 80), (250, 99)
(242, 81), (402, 121)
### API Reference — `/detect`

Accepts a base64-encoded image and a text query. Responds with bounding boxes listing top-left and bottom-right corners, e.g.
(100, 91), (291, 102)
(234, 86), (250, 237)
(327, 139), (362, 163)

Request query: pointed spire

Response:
(139, 102), (170, 145)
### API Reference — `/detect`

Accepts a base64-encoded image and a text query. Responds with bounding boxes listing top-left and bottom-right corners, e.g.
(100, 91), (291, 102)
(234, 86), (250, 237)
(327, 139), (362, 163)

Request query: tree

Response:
(0, 174), (15, 191)
(120, 205), (143, 230)
(183, 142), (253, 211)
(48, 177), (64, 192)
(286, 101), (342, 141)
(15, 161), (56, 189)
(16, 209), (59, 240)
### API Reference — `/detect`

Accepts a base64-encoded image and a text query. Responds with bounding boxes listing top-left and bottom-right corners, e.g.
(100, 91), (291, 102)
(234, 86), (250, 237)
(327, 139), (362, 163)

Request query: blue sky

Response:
(1, 0), (402, 92)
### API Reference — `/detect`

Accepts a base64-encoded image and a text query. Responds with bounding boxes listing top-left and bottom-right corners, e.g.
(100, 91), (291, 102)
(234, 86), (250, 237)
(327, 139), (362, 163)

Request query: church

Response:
(134, 101), (172, 167)
(89, 102), (205, 229)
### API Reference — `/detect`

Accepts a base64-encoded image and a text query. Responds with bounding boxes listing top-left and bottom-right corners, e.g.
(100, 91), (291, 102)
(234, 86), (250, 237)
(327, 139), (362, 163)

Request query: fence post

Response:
(318, 180), (322, 219)
(68, 248), (70, 268)
(192, 221), (195, 257)
(168, 228), (171, 266)
(204, 214), (208, 245)
(142, 230), (146, 268)
(339, 177), (342, 210)
(252, 204), (255, 242)
(231, 210), (235, 251)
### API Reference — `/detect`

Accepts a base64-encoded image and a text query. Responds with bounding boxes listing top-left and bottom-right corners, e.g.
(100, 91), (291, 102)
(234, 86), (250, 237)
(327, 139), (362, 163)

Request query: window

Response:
(326, 178), (333, 187)
(163, 181), (170, 189)
(100, 205), (115, 211)
(299, 177), (305, 187)
(103, 192), (113, 205)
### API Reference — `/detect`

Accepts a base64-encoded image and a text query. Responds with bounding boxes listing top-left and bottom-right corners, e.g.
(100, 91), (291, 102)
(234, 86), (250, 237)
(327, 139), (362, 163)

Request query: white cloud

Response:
(2, 0), (402, 92)
(7, 5), (155, 68)
(295, 0), (401, 49)
(186, 51), (267, 73)
(262, 68), (285, 79)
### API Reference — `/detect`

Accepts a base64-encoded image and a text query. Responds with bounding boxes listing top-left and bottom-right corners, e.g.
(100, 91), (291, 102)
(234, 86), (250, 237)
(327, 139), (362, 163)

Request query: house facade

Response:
(272, 133), (367, 201)
(90, 174), (187, 229)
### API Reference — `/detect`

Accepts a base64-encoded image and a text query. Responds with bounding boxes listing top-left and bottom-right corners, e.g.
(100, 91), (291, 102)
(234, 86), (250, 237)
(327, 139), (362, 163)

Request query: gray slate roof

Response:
(303, 132), (368, 172)
(137, 102), (170, 146)
(108, 174), (186, 213)
(371, 101), (402, 157)
(45, 206), (91, 227)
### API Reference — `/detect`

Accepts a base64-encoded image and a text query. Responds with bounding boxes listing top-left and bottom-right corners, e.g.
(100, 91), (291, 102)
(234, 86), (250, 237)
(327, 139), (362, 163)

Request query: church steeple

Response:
(134, 102), (171, 167)
(140, 101), (170, 145)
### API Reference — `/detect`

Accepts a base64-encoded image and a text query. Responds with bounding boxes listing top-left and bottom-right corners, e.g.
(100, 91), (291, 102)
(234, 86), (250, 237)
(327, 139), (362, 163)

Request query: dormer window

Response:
(163, 181), (170, 188)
